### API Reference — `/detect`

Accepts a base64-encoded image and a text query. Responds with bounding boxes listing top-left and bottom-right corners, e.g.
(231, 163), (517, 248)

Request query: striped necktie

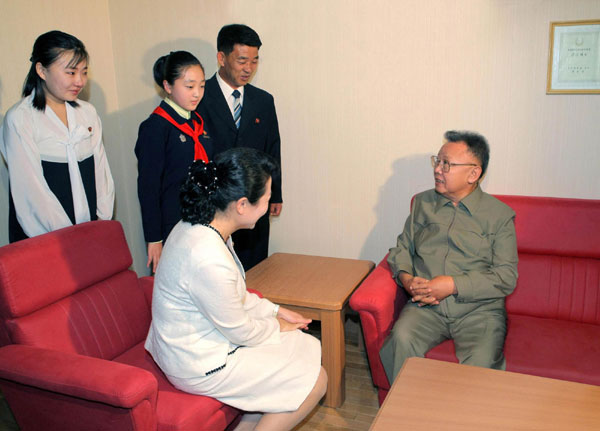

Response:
(232, 89), (242, 129)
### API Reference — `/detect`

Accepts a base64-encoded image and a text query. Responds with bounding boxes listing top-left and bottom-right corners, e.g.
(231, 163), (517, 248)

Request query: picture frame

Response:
(546, 19), (600, 94)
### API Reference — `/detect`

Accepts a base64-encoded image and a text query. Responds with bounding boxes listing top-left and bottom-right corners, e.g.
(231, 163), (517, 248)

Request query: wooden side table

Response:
(246, 252), (374, 408)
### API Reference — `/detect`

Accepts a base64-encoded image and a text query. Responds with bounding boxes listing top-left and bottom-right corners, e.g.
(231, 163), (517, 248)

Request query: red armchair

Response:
(0, 220), (240, 430)
(350, 195), (600, 405)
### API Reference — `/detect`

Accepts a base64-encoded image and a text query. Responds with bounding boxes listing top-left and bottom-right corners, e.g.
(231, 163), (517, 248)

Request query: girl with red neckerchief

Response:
(135, 51), (213, 273)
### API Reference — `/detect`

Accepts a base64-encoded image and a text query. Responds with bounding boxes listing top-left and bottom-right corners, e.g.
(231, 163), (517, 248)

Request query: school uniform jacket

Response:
(135, 101), (214, 243)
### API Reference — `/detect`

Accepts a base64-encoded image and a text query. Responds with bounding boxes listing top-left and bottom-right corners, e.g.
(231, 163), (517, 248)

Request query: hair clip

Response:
(189, 159), (219, 194)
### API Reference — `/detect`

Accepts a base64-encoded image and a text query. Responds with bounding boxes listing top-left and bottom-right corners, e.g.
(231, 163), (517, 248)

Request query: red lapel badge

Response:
(255, 118), (260, 124)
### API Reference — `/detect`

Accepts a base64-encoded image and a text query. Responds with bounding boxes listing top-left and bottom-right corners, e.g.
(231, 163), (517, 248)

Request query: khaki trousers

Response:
(379, 302), (507, 384)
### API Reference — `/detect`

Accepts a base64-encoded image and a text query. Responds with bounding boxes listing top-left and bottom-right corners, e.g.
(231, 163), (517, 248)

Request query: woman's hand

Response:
(276, 307), (311, 331)
(147, 242), (163, 274)
(277, 318), (306, 332)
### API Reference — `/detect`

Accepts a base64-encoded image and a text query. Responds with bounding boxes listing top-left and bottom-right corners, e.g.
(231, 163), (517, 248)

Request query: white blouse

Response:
(145, 222), (281, 379)
(0, 94), (114, 237)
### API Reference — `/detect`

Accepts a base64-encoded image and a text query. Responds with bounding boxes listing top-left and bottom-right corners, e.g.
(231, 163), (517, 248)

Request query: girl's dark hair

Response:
(23, 30), (89, 111)
(181, 148), (278, 225)
(152, 51), (204, 89)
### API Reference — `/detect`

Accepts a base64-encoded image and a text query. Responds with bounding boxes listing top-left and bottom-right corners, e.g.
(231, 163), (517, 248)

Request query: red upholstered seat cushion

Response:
(425, 314), (600, 386)
(114, 343), (240, 431)
(425, 340), (458, 363)
(503, 314), (600, 386)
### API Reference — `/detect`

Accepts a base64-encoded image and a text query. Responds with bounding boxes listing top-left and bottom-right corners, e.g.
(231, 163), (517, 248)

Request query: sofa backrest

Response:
(495, 195), (600, 325)
(0, 221), (151, 359)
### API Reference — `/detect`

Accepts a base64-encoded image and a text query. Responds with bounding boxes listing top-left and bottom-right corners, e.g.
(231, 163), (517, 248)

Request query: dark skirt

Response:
(9, 156), (97, 242)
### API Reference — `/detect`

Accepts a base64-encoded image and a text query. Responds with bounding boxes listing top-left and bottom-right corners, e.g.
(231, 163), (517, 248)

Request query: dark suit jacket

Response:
(197, 74), (282, 203)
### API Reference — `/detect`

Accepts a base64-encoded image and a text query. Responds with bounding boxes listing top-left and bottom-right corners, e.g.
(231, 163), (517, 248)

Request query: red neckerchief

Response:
(152, 106), (209, 162)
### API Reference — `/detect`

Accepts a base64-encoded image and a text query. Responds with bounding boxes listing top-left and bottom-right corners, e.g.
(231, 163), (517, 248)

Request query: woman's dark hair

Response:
(153, 51), (204, 89)
(23, 30), (89, 111)
(181, 148), (278, 225)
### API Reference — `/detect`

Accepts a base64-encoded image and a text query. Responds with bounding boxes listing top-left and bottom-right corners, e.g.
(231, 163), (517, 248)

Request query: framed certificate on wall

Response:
(547, 20), (600, 94)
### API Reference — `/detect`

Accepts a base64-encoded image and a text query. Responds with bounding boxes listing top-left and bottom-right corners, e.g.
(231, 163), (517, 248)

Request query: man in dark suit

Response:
(197, 24), (282, 270)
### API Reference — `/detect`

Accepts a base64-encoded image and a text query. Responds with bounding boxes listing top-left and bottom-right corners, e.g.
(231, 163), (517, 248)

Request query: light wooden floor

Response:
(0, 317), (379, 431)
(292, 317), (379, 431)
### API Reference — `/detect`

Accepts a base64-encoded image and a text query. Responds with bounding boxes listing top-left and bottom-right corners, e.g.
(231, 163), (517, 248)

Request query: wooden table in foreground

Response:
(246, 252), (374, 408)
(370, 357), (600, 430)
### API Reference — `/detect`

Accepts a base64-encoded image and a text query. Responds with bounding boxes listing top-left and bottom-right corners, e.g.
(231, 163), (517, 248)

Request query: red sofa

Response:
(350, 195), (600, 405)
(0, 220), (241, 431)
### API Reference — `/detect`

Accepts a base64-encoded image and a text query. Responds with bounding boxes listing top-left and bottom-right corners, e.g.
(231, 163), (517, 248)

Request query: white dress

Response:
(145, 222), (322, 412)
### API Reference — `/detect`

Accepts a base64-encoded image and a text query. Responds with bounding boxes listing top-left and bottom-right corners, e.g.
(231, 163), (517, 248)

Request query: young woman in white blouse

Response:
(145, 148), (327, 431)
(1, 30), (114, 242)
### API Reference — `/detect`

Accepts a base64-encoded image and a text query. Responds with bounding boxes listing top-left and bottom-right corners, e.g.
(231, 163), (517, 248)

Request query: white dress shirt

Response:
(0, 94), (115, 237)
(216, 72), (245, 118)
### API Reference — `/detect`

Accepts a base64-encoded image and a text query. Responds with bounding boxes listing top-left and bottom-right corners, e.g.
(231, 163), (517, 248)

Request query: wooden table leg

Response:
(320, 308), (346, 408)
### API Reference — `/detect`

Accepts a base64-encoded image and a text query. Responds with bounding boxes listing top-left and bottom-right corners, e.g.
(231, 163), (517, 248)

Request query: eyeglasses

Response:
(431, 156), (478, 173)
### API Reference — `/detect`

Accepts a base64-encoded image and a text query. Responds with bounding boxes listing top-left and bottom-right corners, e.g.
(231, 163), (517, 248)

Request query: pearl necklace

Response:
(203, 223), (226, 243)
(202, 224), (238, 265)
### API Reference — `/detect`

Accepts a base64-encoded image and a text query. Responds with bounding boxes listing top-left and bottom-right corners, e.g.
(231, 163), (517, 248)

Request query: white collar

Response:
(216, 71), (245, 100)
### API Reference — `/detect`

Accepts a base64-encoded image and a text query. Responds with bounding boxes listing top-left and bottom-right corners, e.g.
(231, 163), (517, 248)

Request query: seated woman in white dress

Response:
(145, 147), (327, 431)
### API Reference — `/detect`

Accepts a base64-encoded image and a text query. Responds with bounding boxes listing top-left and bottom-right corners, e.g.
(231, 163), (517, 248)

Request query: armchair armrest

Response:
(0, 344), (158, 409)
(349, 255), (407, 390)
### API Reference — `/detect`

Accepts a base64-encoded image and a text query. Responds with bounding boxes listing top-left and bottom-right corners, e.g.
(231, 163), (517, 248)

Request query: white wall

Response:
(1, 0), (599, 272)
